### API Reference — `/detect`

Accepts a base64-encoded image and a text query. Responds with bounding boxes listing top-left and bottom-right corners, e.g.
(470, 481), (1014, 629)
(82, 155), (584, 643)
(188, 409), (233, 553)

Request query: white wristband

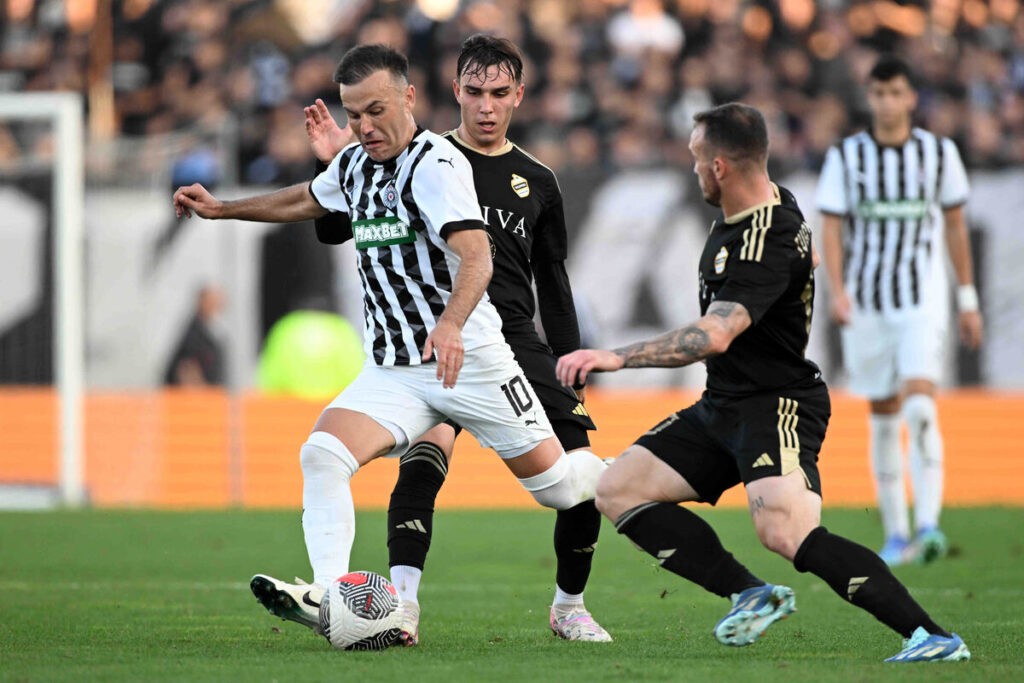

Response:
(957, 284), (979, 312)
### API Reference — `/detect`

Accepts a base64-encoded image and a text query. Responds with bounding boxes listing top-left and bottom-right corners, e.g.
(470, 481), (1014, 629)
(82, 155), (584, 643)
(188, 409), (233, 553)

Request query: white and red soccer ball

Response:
(318, 571), (401, 650)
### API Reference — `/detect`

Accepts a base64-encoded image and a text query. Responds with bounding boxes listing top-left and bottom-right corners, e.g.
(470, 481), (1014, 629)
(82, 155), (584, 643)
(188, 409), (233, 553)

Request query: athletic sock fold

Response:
(387, 441), (448, 570)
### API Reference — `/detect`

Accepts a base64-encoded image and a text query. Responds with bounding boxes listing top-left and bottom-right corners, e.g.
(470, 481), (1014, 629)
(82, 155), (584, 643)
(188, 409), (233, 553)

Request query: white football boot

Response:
(550, 604), (613, 642)
(396, 599), (420, 646)
(250, 574), (324, 634)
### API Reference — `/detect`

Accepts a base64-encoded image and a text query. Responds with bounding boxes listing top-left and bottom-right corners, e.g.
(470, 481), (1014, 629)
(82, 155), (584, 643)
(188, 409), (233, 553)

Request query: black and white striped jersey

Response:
(309, 128), (505, 366)
(815, 128), (969, 314)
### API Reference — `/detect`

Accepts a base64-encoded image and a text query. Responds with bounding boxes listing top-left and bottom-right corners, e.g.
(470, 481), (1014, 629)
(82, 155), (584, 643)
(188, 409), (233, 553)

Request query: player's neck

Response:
(722, 174), (776, 223)
(871, 121), (912, 147)
(455, 125), (509, 155)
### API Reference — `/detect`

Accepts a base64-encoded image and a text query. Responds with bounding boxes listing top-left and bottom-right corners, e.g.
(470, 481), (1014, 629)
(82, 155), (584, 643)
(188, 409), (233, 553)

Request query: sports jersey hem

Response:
(440, 218), (486, 240)
(818, 208), (845, 217)
(941, 199), (967, 210)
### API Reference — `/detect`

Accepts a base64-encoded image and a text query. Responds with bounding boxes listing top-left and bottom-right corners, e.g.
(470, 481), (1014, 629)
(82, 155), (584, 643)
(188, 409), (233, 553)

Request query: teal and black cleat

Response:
(912, 528), (949, 564)
(713, 584), (796, 646)
(885, 626), (970, 662)
(878, 535), (911, 566)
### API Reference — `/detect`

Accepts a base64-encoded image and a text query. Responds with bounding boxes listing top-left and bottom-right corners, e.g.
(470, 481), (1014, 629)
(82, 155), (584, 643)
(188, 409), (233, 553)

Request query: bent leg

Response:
(503, 436), (606, 510)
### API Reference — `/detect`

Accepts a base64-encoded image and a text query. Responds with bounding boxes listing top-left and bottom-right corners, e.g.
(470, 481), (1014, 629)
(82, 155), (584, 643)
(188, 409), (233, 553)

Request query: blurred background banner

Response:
(0, 0), (1021, 508)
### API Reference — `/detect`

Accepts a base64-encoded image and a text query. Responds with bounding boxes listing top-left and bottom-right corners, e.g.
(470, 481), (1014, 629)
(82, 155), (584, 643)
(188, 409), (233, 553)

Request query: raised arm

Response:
(173, 182), (327, 223)
(555, 300), (752, 386)
(422, 228), (493, 388)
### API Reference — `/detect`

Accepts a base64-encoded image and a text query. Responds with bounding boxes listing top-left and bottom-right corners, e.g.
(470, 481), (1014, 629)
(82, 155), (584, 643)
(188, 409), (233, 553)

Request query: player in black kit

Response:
(557, 104), (969, 662)
(305, 35), (608, 644)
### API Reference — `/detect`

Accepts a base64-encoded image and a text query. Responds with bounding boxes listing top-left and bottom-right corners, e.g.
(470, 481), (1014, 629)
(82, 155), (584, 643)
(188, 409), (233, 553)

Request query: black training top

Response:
(699, 184), (824, 398)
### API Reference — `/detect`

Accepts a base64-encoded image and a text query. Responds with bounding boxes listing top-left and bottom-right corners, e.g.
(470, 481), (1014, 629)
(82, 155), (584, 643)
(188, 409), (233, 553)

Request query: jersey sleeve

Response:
(309, 151), (350, 214)
(815, 146), (848, 216)
(531, 177), (569, 262)
(715, 220), (797, 324)
(939, 137), (969, 208)
(411, 146), (485, 240)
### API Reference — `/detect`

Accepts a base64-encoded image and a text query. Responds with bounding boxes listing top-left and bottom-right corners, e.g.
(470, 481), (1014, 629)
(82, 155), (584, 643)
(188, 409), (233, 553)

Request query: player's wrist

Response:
(956, 284), (979, 312)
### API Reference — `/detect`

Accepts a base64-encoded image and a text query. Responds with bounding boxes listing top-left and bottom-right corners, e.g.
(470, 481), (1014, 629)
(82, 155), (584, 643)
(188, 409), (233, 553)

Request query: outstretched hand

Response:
(173, 183), (221, 219)
(556, 349), (624, 388)
(304, 99), (353, 164)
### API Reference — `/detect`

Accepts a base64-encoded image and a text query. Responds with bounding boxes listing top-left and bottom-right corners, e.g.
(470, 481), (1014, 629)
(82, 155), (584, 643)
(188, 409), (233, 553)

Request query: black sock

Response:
(794, 526), (952, 638)
(614, 502), (764, 598)
(386, 441), (448, 570)
(553, 500), (602, 596)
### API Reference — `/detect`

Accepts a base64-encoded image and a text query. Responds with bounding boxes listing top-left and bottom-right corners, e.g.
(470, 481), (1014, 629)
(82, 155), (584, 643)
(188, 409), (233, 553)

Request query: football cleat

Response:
(396, 599), (420, 646)
(885, 626), (970, 662)
(878, 535), (912, 567)
(550, 605), (613, 642)
(713, 584), (796, 646)
(250, 574), (324, 634)
(911, 528), (949, 565)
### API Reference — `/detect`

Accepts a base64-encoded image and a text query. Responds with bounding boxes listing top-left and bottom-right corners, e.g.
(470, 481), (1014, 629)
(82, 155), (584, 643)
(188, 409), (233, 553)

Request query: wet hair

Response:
(868, 55), (916, 89)
(333, 44), (408, 86)
(456, 34), (524, 84)
(692, 103), (769, 163)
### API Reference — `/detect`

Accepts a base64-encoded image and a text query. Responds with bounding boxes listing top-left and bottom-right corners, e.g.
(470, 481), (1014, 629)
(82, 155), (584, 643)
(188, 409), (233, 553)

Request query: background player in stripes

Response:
(557, 103), (969, 662)
(816, 56), (983, 566)
(306, 34), (609, 644)
(172, 44), (607, 643)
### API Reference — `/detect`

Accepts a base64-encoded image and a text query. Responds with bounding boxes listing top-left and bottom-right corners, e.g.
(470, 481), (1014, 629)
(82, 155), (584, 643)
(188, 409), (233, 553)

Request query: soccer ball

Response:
(318, 571), (401, 650)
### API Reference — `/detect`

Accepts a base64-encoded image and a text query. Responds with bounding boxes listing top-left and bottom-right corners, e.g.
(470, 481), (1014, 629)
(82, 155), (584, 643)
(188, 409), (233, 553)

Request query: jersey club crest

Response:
(510, 173), (530, 198)
(380, 181), (398, 209)
(714, 246), (729, 274)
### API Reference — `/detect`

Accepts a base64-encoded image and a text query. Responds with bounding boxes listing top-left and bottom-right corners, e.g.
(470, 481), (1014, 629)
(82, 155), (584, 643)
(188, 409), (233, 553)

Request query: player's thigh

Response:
(325, 364), (445, 460)
(512, 345), (596, 450)
(625, 398), (741, 506)
(842, 312), (899, 399)
(408, 421), (459, 459)
(896, 312), (946, 387)
(596, 444), (702, 520)
(722, 386), (830, 505)
(432, 343), (555, 460)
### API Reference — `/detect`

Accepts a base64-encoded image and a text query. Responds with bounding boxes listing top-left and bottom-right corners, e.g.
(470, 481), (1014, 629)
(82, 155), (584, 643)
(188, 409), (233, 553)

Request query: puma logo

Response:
(525, 418), (538, 426)
(302, 591), (321, 608)
(437, 157), (454, 167)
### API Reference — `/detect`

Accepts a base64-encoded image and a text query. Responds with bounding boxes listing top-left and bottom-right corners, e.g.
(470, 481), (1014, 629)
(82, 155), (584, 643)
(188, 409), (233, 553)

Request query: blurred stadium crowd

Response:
(2, 0), (1022, 190)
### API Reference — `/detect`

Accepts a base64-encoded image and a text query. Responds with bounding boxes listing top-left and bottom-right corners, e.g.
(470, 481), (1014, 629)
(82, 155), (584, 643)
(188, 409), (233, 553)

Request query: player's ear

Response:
(405, 83), (416, 109)
(712, 157), (726, 179)
(513, 83), (525, 108)
(452, 78), (461, 100)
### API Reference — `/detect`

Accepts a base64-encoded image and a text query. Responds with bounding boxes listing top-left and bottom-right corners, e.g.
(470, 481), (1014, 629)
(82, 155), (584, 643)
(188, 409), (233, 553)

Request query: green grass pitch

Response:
(1, 507), (1021, 682)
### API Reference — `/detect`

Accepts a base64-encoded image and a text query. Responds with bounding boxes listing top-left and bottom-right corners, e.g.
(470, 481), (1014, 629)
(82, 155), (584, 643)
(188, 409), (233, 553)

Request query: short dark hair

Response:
(456, 34), (524, 84)
(333, 44), (408, 86)
(692, 103), (768, 163)
(869, 55), (916, 89)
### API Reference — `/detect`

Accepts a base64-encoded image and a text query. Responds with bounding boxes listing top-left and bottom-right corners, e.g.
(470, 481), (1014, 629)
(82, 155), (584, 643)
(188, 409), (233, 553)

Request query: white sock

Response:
(903, 394), (944, 532)
(300, 431), (359, 588)
(869, 413), (910, 540)
(553, 586), (584, 609)
(390, 565), (422, 604)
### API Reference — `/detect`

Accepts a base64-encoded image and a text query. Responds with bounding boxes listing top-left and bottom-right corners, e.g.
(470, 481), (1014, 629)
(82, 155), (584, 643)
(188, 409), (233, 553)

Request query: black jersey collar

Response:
(724, 182), (782, 224)
(449, 129), (514, 156)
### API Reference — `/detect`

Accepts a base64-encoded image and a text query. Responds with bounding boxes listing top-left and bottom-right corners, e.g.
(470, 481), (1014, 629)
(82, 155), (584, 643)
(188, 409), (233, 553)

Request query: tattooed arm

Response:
(555, 300), (752, 386)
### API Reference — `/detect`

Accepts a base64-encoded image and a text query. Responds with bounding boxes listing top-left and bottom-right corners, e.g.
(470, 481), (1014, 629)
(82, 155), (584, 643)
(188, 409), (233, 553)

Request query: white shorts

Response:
(326, 343), (554, 459)
(841, 308), (947, 400)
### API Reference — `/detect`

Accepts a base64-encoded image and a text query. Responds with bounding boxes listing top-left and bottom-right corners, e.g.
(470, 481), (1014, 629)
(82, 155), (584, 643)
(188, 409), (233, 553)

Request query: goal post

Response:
(0, 92), (86, 507)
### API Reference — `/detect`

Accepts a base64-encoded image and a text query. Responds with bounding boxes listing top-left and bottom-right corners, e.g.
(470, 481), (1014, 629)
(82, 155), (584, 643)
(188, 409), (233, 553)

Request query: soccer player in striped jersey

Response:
(816, 56), (983, 566)
(558, 103), (969, 662)
(172, 44), (607, 644)
(306, 34), (609, 644)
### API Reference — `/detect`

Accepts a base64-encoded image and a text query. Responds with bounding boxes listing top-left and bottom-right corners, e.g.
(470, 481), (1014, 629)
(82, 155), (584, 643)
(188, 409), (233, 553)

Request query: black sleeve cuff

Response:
(440, 219), (486, 240)
(314, 159), (329, 175)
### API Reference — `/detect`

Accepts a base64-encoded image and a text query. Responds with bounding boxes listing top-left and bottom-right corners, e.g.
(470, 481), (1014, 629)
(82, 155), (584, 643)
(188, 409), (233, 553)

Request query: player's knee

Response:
(594, 456), (641, 520)
(519, 450), (604, 510)
(300, 431), (359, 480)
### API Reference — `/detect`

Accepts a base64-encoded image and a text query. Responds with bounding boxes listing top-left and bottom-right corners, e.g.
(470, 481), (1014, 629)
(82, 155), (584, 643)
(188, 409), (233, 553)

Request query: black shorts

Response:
(445, 344), (596, 451)
(634, 384), (830, 505)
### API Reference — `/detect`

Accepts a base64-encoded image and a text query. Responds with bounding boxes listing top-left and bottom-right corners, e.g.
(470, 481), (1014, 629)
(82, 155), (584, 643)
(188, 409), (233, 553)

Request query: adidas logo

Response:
(847, 576), (868, 600)
(656, 548), (676, 565)
(752, 453), (775, 468)
(572, 543), (597, 554)
(396, 519), (427, 533)
(572, 404), (589, 417)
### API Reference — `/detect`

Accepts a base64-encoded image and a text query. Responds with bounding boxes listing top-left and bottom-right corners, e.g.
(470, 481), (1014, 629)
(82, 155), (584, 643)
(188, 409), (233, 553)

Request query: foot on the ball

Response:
(250, 574), (323, 634)
(885, 626), (970, 662)
(713, 584), (796, 647)
(396, 599), (420, 646)
(550, 604), (613, 642)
